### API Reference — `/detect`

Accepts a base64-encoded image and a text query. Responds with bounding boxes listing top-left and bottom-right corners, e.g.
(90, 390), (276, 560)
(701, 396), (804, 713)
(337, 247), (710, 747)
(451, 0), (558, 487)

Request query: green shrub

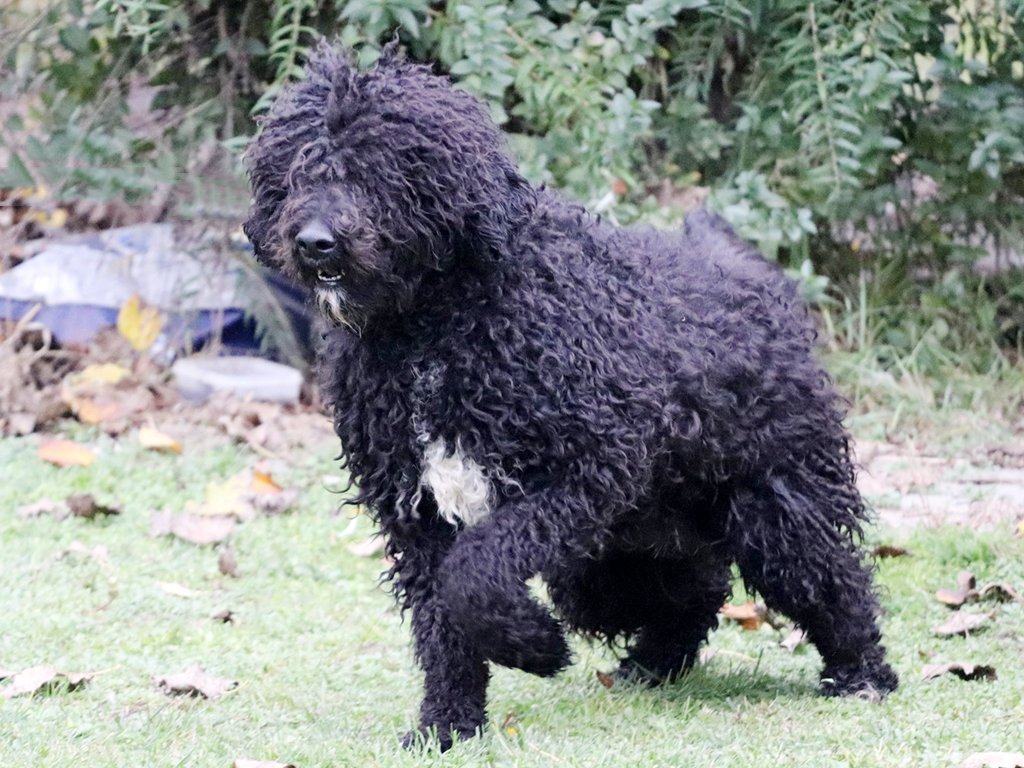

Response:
(2, 0), (1022, 378)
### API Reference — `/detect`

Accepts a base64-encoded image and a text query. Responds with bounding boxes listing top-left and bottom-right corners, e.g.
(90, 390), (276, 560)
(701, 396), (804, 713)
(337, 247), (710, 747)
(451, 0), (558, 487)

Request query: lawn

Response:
(1, 427), (1023, 768)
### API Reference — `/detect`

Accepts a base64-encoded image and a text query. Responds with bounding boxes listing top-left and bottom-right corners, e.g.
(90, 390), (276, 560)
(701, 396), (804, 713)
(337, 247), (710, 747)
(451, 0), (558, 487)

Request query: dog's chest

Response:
(419, 439), (493, 527)
(411, 363), (495, 527)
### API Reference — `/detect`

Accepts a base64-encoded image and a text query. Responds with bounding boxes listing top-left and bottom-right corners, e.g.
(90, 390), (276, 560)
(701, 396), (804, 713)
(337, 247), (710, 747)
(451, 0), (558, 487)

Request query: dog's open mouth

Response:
(317, 269), (344, 285)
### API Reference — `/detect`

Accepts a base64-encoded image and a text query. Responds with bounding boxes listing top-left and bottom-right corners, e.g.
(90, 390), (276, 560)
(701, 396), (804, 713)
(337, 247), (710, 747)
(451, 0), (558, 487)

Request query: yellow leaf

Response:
(139, 427), (182, 454)
(37, 439), (95, 467)
(27, 207), (68, 228)
(117, 294), (163, 352)
(78, 363), (130, 384)
(185, 473), (252, 518)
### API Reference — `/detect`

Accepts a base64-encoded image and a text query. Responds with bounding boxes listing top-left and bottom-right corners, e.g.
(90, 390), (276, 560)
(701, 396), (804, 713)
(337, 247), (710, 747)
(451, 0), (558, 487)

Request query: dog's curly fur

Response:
(245, 41), (898, 751)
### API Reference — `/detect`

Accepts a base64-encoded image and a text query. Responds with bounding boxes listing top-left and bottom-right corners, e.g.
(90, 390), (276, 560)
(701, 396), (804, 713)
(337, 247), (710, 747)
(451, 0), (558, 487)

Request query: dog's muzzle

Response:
(295, 220), (346, 284)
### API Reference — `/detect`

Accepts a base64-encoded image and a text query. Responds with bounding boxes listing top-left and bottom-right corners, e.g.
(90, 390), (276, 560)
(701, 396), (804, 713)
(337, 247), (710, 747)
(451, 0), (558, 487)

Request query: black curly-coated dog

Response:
(244, 41), (897, 751)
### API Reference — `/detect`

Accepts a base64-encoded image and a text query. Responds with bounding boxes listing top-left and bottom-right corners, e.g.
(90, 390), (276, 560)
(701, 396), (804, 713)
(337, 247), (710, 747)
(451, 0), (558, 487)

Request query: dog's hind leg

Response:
(548, 551), (730, 685)
(614, 556), (732, 685)
(725, 478), (898, 698)
(392, 515), (490, 751)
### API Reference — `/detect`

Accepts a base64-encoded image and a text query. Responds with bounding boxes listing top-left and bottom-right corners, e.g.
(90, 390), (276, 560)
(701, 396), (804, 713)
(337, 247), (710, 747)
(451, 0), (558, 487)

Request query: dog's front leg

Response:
(438, 488), (594, 676)
(393, 520), (490, 751)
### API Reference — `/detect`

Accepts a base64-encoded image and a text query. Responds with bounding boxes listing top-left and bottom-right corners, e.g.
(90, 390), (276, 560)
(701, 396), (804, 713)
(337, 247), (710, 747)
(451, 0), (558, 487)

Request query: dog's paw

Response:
(400, 724), (481, 752)
(481, 613), (572, 677)
(613, 654), (694, 687)
(820, 658), (898, 701)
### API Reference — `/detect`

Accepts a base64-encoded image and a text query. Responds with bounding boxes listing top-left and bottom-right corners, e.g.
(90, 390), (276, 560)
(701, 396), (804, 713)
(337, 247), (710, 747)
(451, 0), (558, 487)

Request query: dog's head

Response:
(243, 41), (533, 330)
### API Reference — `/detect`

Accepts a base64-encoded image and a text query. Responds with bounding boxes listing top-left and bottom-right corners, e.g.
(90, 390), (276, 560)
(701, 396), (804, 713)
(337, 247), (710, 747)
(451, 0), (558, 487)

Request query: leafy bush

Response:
(2, 0), (1022, 380)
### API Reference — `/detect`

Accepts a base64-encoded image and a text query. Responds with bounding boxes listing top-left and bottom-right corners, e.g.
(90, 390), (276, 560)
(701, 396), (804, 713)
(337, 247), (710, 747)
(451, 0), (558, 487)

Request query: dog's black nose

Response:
(295, 221), (336, 260)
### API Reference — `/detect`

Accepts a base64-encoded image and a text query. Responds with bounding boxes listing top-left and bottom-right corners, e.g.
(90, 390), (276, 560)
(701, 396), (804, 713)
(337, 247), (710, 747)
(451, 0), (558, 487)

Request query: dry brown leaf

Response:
(117, 294), (163, 352)
(74, 398), (127, 425)
(346, 536), (386, 558)
(150, 509), (236, 546)
(961, 753), (1024, 768)
(66, 493), (121, 519)
(719, 601), (767, 631)
(978, 582), (1023, 603)
(16, 498), (69, 519)
(936, 588), (971, 608)
(139, 426), (182, 454)
(37, 439), (95, 467)
(232, 761), (296, 768)
(781, 627), (807, 652)
(0, 666), (94, 699)
(932, 611), (994, 637)
(871, 545), (910, 558)
(155, 665), (236, 699)
(249, 487), (299, 516)
(218, 546), (239, 578)
(595, 671), (615, 688)
(158, 582), (201, 599)
(957, 570), (978, 592)
(922, 662), (996, 682)
(58, 541), (110, 565)
(937, 571), (982, 608)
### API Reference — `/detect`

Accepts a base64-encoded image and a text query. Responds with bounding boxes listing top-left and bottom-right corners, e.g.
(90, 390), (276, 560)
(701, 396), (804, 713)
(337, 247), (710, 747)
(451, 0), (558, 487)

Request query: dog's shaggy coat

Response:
(245, 42), (898, 750)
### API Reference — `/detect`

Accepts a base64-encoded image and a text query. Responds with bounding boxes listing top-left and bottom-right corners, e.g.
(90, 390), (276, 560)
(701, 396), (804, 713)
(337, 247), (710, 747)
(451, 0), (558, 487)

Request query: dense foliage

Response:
(2, 0), (1023, 383)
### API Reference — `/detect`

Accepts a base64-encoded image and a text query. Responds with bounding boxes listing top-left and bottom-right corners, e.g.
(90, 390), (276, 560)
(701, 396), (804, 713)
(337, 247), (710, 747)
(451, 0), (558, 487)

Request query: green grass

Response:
(1, 432), (1023, 767)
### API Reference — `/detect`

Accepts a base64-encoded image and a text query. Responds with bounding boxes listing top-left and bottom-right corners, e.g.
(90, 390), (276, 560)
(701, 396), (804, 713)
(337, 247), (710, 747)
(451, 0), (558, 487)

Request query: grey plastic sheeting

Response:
(0, 224), (264, 351)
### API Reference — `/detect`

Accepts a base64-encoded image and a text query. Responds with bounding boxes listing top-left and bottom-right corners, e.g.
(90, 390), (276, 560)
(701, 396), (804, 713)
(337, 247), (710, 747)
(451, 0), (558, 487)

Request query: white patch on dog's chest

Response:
(420, 439), (492, 527)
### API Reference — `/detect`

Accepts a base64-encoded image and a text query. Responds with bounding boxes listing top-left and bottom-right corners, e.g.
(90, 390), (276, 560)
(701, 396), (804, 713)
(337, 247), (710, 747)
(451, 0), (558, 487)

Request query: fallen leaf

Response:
(957, 570), (978, 592)
(232, 761), (296, 768)
(74, 398), (126, 425)
(937, 571), (980, 608)
(871, 544), (910, 558)
(595, 671), (615, 688)
(719, 602), (767, 631)
(155, 665), (236, 699)
(211, 609), (235, 624)
(500, 710), (519, 737)
(346, 536), (385, 558)
(78, 363), (131, 384)
(251, 470), (283, 494)
(961, 753), (1024, 768)
(58, 541), (110, 564)
(936, 588), (971, 608)
(781, 627), (807, 652)
(218, 546), (239, 578)
(185, 473), (256, 520)
(150, 509), (235, 546)
(249, 487), (299, 516)
(139, 426), (182, 454)
(922, 662), (996, 682)
(158, 582), (201, 599)
(0, 666), (93, 699)
(978, 582), (1023, 603)
(66, 493), (121, 519)
(117, 294), (163, 352)
(932, 611), (994, 637)
(37, 439), (95, 467)
(16, 498), (69, 519)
